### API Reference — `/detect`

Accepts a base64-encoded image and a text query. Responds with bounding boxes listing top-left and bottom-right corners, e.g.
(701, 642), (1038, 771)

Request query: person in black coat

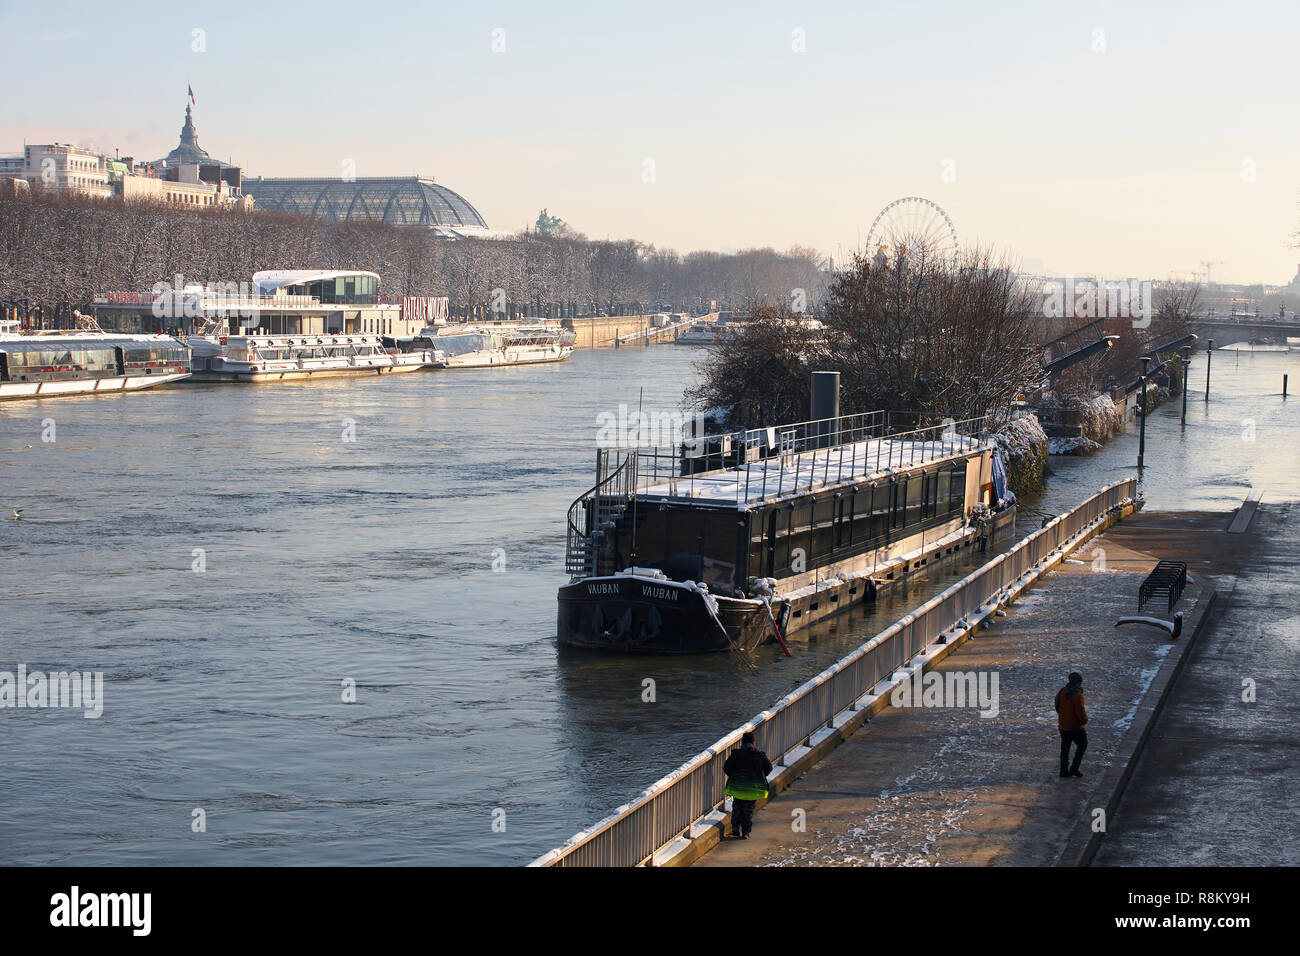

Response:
(723, 731), (773, 839)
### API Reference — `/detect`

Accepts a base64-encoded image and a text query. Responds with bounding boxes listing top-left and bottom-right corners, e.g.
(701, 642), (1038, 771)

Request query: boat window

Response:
(772, 509), (790, 574)
(949, 462), (967, 511)
(611, 507), (741, 594)
(904, 476), (924, 527)
(738, 459), (974, 582)
(122, 347), (186, 365)
(3, 347), (114, 370)
(437, 334), (488, 356)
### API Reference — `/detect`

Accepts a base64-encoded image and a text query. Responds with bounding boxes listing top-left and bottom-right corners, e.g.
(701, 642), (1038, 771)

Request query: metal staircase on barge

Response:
(565, 449), (637, 579)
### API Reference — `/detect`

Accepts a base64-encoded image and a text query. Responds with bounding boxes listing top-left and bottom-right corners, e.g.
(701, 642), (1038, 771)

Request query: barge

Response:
(557, 410), (1016, 653)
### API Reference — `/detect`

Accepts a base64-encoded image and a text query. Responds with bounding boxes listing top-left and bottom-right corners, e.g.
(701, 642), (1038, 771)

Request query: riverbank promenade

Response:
(696, 505), (1293, 867)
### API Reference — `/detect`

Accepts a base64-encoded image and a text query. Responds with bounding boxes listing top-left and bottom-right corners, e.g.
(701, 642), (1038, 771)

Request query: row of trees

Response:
(690, 242), (1199, 428)
(0, 191), (826, 321)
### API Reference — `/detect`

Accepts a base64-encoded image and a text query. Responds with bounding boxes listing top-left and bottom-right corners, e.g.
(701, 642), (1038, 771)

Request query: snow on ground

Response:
(723, 543), (1195, 867)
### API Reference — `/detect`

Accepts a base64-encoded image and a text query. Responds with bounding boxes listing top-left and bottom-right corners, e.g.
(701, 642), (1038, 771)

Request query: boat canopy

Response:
(252, 270), (381, 296)
(0, 336), (186, 353)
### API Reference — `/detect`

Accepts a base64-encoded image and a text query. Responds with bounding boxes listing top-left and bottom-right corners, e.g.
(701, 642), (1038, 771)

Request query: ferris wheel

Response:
(865, 197), (959, 264)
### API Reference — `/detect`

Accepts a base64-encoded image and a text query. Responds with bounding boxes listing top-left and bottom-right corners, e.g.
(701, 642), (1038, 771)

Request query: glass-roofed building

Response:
(241, 176), (501, 238)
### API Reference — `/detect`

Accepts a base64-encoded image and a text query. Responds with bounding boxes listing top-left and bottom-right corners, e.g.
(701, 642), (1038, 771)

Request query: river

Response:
(1, 344), (1295, 865)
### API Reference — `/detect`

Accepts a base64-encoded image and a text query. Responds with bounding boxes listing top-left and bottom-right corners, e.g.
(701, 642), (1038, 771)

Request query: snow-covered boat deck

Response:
(636, 433), (984, 507)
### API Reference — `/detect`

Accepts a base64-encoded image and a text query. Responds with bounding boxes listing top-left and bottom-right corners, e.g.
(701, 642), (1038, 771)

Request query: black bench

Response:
(1139, 560), (1187, 613)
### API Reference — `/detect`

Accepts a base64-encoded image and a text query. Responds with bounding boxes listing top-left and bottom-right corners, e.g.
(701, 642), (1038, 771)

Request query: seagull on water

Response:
(12, 509), (23, 520)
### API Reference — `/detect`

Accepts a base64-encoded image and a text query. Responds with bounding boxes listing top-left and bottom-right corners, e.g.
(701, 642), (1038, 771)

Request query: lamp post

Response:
(1138, 356), (1150, 470)
(1205, 339), (1213, 401)
(1180, 346), (1192, 428)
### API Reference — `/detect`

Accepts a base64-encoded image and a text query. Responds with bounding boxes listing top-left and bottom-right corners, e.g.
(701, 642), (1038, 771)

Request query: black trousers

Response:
(1060, 729), (1087, 774)
(732, 799), (756, 835)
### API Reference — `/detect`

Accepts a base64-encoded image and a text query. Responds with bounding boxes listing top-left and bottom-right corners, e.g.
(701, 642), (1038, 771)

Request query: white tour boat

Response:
(0, 330), (191, 400)
(418, 322), (576, 368)
(187, 333), (444, 382)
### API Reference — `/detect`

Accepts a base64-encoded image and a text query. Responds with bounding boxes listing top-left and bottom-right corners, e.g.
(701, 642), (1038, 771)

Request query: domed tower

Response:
(153, 104), (213, 168)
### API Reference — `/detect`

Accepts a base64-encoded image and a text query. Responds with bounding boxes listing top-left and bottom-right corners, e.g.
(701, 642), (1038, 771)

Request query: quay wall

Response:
(568, 313), (717, 349)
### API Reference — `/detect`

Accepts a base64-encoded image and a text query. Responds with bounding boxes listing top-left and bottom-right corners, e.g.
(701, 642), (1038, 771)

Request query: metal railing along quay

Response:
(532, 478), (1138, 867)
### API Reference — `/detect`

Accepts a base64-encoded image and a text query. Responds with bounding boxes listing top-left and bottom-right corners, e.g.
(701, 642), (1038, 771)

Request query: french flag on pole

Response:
(188, 85), (196, 105)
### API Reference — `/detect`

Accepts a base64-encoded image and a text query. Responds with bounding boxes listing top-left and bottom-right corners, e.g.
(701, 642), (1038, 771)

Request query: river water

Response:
(1, 344), (1296, 865)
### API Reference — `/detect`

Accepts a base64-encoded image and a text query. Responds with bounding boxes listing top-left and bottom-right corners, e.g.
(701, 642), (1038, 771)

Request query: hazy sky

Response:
(2, 0), (1296, 284)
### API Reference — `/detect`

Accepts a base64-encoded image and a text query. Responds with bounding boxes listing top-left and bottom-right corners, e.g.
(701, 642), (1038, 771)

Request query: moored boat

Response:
(0, 331), (190, 400)
(419, 321), (575, 368)
(557, 410), (1016, 653)
(187, 333), (443, 382)
(675, 318), (737, 346)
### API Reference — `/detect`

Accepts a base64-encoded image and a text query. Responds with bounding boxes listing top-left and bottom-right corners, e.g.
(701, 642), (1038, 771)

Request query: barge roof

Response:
(636, 433), (983, 508)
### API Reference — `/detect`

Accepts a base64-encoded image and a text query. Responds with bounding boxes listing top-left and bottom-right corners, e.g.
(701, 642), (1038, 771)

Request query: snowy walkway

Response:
(695, 523), (1207, 866)
(1093, 507), (1298, 866)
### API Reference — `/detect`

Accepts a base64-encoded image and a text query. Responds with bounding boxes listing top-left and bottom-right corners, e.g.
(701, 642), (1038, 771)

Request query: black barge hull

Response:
(557, 577), (771, 654)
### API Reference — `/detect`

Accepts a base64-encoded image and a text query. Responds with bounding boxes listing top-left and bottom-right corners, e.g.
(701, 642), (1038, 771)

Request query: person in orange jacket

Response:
(1055, 672), (1088, 778)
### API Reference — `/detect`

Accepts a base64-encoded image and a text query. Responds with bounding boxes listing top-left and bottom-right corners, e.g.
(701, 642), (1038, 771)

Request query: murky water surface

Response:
(1, 345), (1294, 864)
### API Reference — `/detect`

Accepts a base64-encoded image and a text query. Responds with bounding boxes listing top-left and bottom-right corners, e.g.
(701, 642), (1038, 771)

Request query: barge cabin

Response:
(558, 410), (1015, 653)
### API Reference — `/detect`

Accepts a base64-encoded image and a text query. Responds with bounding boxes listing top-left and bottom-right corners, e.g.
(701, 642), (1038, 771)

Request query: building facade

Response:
(0, 106), (251, 210)
(3, 99), (497, 231)
(91, 270), (437, 338)
(1, 143), (114, 198)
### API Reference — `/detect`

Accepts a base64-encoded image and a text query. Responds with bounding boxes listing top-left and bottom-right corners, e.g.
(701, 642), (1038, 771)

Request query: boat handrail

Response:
(627, 410), (989, 504)
(564, 449), (637, 577)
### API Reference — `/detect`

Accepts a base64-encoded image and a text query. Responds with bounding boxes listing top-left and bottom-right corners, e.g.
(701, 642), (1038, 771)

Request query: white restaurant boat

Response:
(187, 332), (444, 382)
(415, 322), (576, 368)
(0, 329), (191, 400)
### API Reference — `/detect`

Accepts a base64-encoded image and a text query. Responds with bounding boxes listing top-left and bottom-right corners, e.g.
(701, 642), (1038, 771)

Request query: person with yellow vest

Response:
(1055, 672), (1088, 778)
(723, 731), (773, 839)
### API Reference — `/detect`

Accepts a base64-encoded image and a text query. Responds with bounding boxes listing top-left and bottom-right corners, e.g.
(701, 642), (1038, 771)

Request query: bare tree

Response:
(691, 241), (1043, 427)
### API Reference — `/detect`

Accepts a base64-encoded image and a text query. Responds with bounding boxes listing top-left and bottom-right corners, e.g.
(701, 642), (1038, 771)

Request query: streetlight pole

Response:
(1205, 339), (1213, 402)
(1180, 346), (1192, 428)
(1138, 356), (1150, 470)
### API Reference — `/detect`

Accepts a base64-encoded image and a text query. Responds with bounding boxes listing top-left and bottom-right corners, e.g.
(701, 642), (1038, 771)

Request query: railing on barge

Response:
(565, 449), (636, 578)
(535, 478), (1139, 867)
(631, 411), (988, 504)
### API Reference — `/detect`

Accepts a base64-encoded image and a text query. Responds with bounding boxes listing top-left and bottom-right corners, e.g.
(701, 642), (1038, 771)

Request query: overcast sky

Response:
(2, 0), (1296, 284)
